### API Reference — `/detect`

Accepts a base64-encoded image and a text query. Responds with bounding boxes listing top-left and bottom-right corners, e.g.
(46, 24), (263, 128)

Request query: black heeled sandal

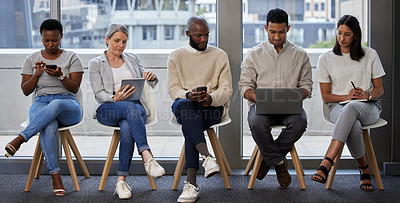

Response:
(311, 157), (335, 184)
(359, 165), (374, 192)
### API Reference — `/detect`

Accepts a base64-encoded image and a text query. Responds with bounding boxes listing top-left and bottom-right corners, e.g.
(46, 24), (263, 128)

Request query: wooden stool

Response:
(322, 102), (386, 190)
(170, 115), (233, 190)
(23, 89), (90, 192)
(25, 129), (91, 191)
(97, 127), (157, 190)
(95, 83), (158, 191)
(245, 144), (306, 190)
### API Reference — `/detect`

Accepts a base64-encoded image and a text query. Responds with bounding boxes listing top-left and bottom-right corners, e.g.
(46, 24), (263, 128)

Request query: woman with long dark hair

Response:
(312, 15), (385, 192)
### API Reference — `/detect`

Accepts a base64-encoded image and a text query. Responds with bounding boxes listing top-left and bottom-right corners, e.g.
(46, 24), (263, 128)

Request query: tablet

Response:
(120, 78), (145, 101)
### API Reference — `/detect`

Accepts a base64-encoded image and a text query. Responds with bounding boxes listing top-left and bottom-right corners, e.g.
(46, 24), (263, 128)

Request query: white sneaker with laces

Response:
(177, 181), (199, 203)
(114, 181), (132, 200)
(202, 155), (220, 178)
(144, 157), (166, 177)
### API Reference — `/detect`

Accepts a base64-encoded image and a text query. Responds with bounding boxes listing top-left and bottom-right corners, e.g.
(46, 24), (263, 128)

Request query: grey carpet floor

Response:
(0, 174), (399, 203)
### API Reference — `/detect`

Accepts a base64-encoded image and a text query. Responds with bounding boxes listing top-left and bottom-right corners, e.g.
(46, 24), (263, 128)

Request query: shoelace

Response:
(202, 156), (213, 167)
(184, 182), (198, 193)
(114, 182), (131, 195)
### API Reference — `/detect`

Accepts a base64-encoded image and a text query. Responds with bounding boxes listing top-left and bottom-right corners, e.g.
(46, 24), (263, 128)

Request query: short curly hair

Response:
(40, 19), (63, 35)
(266, 8), (288, 26)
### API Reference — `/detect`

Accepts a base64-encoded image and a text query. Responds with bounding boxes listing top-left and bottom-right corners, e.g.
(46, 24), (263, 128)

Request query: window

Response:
(115, 0), (128, 10)
(179, 0), (189, 11)
(162, 0), (174, 10)
(164, 25), (174, 40)
(254, 27), (266, 43)
(242, 0), (369, 158)
(135, 0), (156, 10)
(179, 25), (187, 40)
(0, 0), (216, 160)
(143, 25), (157, 41)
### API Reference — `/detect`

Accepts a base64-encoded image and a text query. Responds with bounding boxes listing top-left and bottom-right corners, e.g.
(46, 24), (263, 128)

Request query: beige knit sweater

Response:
(167, 45), (233, 116)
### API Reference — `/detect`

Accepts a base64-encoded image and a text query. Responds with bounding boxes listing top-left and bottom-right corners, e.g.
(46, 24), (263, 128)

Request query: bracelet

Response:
(367, 91), (372, 99)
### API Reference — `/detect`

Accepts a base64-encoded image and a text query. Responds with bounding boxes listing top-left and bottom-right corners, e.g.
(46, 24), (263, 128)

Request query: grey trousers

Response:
(329, 101), (382, 159)
(247, 105), (307, 166)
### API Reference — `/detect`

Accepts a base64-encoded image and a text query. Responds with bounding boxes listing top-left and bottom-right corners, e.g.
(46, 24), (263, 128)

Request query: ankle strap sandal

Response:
(311, 156), (335, 184)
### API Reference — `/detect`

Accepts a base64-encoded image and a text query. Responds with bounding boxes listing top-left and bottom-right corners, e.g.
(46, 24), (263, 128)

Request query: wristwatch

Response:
(367, 91), (372, 99)
(58, 73), (66, 81)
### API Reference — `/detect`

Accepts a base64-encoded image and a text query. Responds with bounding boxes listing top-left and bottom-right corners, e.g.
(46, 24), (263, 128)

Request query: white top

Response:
(316, 47), (386, 95)
(111, 62), (133, 91)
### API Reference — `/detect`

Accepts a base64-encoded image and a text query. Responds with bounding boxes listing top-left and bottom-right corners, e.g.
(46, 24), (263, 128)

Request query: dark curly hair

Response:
(333, 15), (365, 61)
(266, 8), (289, 26)
(40, 19), (63, 35)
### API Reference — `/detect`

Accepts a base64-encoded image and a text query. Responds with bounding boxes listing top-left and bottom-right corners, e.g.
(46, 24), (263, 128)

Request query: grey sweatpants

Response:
(329, 101), (382, 159)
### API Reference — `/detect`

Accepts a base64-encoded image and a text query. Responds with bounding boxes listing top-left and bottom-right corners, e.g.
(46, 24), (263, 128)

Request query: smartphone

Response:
(196, 86), (207, 92)
(45, 65), (57, 70)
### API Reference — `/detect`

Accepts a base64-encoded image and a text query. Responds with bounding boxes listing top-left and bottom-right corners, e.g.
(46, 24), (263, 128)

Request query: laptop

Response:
(255, 88), (303, 115)
(120, 78), (145, 101)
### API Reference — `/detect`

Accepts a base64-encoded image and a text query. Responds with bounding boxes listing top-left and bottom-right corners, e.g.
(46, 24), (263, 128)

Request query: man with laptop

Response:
(239, 8), (312, 189)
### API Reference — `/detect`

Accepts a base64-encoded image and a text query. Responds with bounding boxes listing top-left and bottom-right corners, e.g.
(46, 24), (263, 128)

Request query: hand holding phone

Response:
(45, 65), (57, 70)
(196, 86), (207, 92)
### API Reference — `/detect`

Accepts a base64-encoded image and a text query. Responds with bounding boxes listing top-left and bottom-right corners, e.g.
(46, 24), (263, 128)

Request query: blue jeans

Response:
(20, 94), (82, 174)
(96, 100), (149, 176)
(247, 104), (307, 166)
(171, 99), (223, 169)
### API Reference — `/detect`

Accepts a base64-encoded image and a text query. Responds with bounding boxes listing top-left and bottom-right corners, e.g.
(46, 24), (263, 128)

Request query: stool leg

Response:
(244, 145), (259, 175)
(325, 146), (343, 190)
(98, 130), (120, 191)
(172, 144), (186, 190)
(25, 138), (42, 192)
(247, 149), (262, 189)
(207, 129), (231, 189)
(213, 133), (233, 176)
(60, 131), (80, 191)
(362, 129), (384, 190)
(141, 151), (157, 190)
(34, 150), (44, 179)
(64, 130), (90, 178)
(290, 146), (306, 190)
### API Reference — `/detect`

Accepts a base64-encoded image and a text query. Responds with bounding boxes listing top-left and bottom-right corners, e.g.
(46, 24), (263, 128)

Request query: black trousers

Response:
(247, 104), (307, 166)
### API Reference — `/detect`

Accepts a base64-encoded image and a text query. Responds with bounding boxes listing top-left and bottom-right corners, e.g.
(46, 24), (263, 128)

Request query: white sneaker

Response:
(177, 181), (199, 203)
(114, 181), (132, 200)
(144, 157), (166, 177)
(202, 155), (220, 178)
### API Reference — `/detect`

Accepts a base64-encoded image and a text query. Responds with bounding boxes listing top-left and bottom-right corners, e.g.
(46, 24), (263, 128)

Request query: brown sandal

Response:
(51, 172), (66, 196)
(5, 135), (24, 157)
